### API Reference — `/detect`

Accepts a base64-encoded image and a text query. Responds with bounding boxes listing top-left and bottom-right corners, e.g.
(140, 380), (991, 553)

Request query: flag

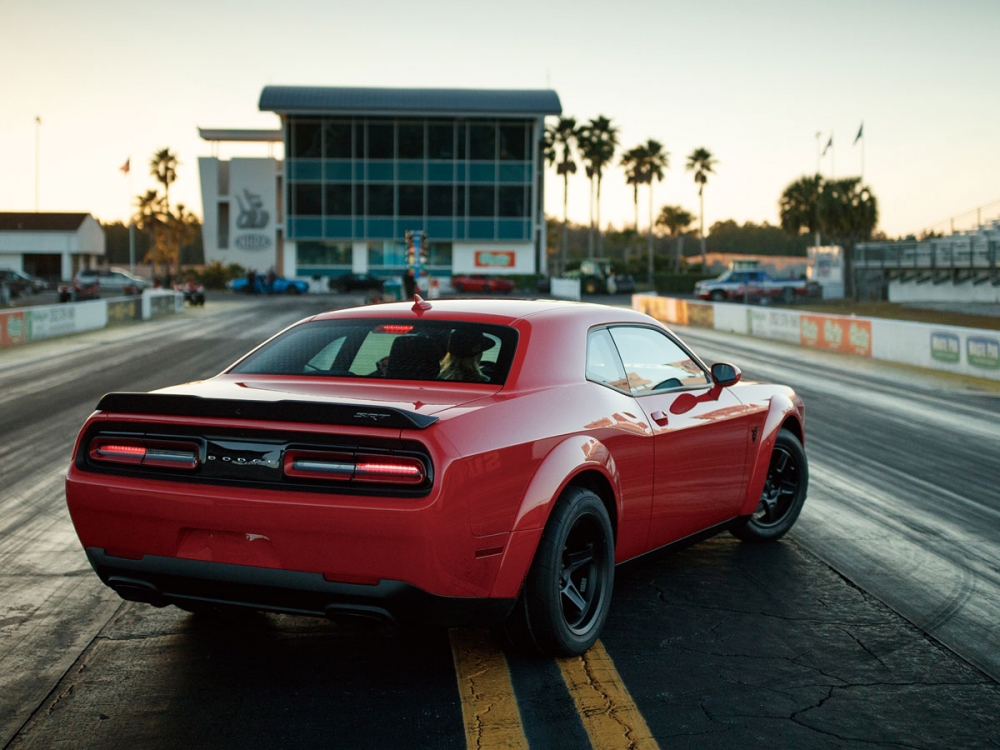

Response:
(854, 122), (864, 145)
(120, 158), (130, 174)
(822, 135), (833, 156)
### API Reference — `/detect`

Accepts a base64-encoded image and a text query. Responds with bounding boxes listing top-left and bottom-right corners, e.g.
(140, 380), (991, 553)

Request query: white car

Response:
(75, 268), (150, 296)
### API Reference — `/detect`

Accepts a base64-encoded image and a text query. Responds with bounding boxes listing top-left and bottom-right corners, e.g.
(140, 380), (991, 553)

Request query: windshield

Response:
(230, 318), (519, 385)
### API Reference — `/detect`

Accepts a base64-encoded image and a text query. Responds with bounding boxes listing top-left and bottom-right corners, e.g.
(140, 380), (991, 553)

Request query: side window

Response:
(607, 326), (710, 395)
(305, 337), (346, 372)
(586, 329), (628, 391)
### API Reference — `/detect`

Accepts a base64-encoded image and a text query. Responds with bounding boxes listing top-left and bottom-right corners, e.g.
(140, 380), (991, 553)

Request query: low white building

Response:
(0, 213), (105, 282)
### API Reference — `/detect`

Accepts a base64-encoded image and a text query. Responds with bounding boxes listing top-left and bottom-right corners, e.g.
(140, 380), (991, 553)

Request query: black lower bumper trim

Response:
(86, 548), (514, 629)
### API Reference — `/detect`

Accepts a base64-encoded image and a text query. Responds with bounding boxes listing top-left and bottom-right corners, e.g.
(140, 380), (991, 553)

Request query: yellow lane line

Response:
(557, 640), (660, 750)
(449, 628), (530, 750)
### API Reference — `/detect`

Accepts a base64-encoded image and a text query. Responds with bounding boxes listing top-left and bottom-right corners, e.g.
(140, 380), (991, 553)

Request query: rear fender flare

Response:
(739, 393), (800, 516)
(511, 435), (620, 534)
(489, 435), (620, 599)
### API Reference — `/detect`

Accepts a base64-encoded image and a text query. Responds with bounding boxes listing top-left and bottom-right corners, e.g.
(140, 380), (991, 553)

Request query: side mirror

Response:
(711, 362), (742, 387)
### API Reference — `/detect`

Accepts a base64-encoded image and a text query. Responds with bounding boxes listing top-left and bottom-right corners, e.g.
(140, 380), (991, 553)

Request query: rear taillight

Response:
(283, 450), (426, 486)
(89, 437), (200, 471)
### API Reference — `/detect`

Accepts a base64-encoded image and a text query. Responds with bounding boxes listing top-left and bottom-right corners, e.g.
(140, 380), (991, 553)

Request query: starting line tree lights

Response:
(405, 230), (427, 277)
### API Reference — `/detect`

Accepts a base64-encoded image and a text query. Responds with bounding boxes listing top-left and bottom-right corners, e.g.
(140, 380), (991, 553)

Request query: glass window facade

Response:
(285, 117), (536, 243)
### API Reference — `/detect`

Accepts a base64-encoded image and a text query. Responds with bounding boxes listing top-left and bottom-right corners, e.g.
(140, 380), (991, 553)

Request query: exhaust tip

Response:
(108, 576), (168, 607)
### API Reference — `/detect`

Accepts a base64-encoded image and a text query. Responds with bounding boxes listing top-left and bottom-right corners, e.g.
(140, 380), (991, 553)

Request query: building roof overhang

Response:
(258, 86), (561, 118)
(0, 213), (90, 231)
(198, 128), (284, 142)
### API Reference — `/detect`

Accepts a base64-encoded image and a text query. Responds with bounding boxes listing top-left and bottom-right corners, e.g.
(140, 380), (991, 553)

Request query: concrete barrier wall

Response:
(633, 294), (1000, 381)
(551, 277), (581, 301)
(0, 290), (183, 349)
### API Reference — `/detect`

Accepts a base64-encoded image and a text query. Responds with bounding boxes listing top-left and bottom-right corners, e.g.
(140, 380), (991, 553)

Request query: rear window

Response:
(230, 318), (518, 385)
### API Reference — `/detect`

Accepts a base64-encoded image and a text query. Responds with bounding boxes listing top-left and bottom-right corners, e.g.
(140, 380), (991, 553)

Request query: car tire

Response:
(583, 279), (599, 294)
(287, 285), (301, 295)
(781, 287), (795, 305)
(454, 283), (464, 293)
(502, 487), (615, 656)
(730, 429), (808, 543)
(710, 290), (725, 302)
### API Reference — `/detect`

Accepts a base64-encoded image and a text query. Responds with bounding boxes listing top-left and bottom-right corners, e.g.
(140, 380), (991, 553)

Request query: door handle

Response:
(650, 410), (669, 426)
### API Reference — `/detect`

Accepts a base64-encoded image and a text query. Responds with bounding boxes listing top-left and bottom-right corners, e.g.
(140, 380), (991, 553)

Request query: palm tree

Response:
(642, 140), (669, 283)
(620, 144), (646, 269)
(544, 117), (579, 276)
(656, 205), (693, 272)
(620, 145), (646, 232)
(134, 189), (164, 276)
(685, 147), (717, 267)
(779, 174), (823, 246)
(577, 116), (619, 258)
(817, 177), (879, 298)
(150, 148), (179, 213)
(170, 203), (201, 271)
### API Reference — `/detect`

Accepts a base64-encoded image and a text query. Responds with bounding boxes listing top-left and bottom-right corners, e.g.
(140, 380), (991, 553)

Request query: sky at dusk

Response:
(2, 0), (998, 239)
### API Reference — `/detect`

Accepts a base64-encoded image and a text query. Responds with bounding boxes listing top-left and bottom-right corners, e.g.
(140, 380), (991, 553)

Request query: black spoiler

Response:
(94, 392), (439, 430)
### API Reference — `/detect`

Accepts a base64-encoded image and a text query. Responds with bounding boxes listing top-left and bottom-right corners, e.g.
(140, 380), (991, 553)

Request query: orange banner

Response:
(800, 314), (872, 356)
(0, 311), (26, 346)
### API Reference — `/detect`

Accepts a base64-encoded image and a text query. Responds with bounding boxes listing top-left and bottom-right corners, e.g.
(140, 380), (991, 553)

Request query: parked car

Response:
(75, 268), (149, 296)
(451, 274), (516, 294)
(174, 280), (205, 306)
(0, 268), (48, 296)
(65, 298), (807, 657)
(694, 267), (813, 304)
(331, 273), (384, 293)
(231, 275), (309, 294)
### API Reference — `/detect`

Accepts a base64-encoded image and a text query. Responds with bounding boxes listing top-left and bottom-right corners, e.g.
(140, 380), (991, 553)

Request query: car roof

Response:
(310, 298), (656, 328)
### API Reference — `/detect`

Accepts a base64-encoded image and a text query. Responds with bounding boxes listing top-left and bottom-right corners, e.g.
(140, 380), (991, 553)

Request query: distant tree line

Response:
(101, 219), (203, 268)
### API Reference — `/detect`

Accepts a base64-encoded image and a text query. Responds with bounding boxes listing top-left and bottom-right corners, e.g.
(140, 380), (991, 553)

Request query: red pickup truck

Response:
(694, 268), (811, 304)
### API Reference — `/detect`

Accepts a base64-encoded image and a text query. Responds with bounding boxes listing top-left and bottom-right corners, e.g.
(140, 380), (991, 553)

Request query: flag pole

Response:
(122, 158), (135, 274)
(854, 122), (865, 181)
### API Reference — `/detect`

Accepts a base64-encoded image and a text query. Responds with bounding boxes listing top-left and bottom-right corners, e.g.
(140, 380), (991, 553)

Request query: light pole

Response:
(34, 116), (41, 211)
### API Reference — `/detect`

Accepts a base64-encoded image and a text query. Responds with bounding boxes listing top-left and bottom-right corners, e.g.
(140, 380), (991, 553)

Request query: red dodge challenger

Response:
(65, 298), (807, 656)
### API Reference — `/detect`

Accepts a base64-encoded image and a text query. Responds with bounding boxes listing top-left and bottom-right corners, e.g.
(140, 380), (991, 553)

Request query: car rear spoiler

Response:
(94, 392), (439, 430)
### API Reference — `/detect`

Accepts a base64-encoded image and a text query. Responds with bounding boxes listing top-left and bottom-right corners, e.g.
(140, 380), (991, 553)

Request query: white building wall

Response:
(200, 156), (280, 273)
(199, 157), (220, 260)
(452, 242), (535, 274)
(77, 216), (105, 256)
(352, 241), (368, 273)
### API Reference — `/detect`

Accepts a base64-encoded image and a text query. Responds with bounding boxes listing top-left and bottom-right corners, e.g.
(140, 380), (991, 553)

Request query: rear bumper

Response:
(86, 548), (515, 628)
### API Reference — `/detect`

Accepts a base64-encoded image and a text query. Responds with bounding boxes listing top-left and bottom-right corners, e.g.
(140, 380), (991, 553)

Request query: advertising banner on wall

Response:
(0, 311), (25, 346)
(227, 158), (278, 271)
(800, 314), (872, 356)
(748, 309), (801, 343)
(475, 251), (516, 269)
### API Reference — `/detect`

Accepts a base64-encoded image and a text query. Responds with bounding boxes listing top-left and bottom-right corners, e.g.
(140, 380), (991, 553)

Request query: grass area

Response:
(794, 300), (1000, 331)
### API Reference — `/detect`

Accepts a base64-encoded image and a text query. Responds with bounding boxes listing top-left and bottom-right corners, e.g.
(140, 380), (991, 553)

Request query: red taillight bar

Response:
(89, 438), (200, 471)
(283, 450), (426, 486)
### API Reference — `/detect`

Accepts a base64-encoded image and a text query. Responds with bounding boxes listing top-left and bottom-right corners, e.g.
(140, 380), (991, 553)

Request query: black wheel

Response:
(286, 285), (301, 295)
(781, 287), (795, 305)
(502, 487), (614, 656)
(583, 279), (600, 294)
(710, 290), (725, 302)
(731, 429), (808, 543)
